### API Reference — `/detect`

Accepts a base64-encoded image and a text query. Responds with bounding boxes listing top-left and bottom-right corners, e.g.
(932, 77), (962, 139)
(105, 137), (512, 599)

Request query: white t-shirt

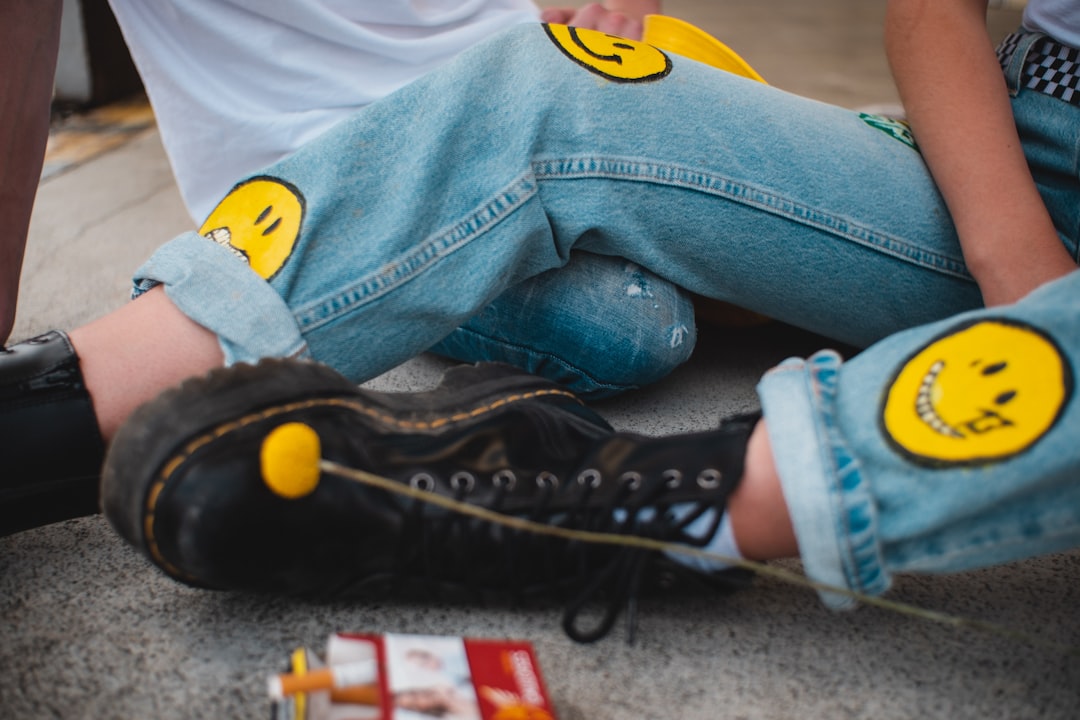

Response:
(1023, 0), (1080, 50)
(107, 0), (540, 221)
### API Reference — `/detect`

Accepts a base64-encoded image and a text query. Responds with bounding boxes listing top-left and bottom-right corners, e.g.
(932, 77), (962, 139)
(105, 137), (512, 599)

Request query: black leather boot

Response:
(103, 359), (757, 642)
(1, 331), (105, 536)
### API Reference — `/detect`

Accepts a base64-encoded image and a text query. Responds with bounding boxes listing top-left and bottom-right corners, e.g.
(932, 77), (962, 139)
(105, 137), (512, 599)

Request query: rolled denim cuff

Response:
(132, 231), (310, 365)
(757, 351), (890, 610)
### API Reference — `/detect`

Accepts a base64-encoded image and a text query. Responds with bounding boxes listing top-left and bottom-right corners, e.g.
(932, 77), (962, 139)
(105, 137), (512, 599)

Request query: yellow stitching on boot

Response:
(144, 387), (581, 574)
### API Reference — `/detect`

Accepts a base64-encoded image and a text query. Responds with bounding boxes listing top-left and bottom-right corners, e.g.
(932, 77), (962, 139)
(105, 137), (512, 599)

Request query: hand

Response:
(539, 0), (662, 40)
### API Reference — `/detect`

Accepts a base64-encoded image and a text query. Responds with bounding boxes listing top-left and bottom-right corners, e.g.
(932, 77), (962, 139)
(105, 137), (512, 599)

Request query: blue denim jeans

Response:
(757, 29), (1080, 606)
(762, 271), (1080, 607)
(135, 23), (1016, 384)
(428, 252), (696, 398)
(133, 24), (1078, 588)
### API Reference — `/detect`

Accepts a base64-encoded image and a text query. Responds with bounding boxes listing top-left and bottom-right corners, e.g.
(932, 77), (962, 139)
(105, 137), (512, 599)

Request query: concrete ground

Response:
(3, 1), (1078, 718)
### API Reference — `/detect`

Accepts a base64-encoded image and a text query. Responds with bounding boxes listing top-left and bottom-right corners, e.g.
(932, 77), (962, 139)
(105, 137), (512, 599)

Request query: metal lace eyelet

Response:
(662, 469), (683, 489)
(619, 471), (643, 491)
(409, 473), (436, 492)
(577, 469), (602, 488)
(697, 469), (723, 489)
(449, 471), (476, 493)
(536, 471), (560, 489)
(493, 469), (517, 490)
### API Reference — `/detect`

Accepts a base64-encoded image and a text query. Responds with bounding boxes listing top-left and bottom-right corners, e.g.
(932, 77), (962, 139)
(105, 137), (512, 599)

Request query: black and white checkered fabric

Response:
(995, 32), (1022, 68)
(998, 32), (1080, 107)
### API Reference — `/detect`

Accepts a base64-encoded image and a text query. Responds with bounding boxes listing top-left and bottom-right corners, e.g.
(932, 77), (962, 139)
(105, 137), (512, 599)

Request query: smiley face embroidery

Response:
(199, 176), (305, 280)
(881, 319), (1072, 465)
(543, 23), (671, 82)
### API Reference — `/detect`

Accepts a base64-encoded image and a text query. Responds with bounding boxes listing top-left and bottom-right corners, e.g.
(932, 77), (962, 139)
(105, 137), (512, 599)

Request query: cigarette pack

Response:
(270, 632), (558, 720)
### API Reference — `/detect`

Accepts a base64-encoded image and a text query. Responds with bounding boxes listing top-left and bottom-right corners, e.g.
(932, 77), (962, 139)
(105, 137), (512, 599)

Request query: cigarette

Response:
(268, 658), (378, 700)
(330, 684), (382, 706)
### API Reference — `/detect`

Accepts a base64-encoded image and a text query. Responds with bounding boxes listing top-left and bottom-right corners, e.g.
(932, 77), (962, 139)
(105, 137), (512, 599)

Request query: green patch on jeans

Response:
(859, 113), (918, 151)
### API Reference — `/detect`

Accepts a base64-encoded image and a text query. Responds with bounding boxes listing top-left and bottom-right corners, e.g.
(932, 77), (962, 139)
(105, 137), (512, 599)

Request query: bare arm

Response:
(0, 0), (63, 344)
(539, 0), (662, 40)
(885, 0), (1076, 306)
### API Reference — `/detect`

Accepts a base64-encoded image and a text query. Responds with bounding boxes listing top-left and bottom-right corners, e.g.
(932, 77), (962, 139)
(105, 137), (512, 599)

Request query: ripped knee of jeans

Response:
(430, 257), (697, 400)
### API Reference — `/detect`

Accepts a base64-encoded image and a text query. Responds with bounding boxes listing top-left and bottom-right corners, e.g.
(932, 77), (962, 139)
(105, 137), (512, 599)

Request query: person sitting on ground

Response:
(1, 0), (1077, 626)
(99, 265), (1079, 643)
(96, 0), (1080, 638)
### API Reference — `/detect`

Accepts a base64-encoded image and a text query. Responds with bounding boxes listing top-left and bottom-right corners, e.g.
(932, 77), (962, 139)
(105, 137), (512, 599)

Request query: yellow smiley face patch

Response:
(199, 176), (305, 280)
(543, 24), (671, 82)
(881, 319), (1072, 466)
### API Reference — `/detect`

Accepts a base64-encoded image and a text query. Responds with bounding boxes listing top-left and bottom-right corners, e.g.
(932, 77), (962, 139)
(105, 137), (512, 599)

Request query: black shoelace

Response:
(387, 468), (737, 643)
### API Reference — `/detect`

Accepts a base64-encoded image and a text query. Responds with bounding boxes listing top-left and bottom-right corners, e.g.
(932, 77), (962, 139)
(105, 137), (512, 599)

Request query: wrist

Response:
(960, 221), (1077, 306)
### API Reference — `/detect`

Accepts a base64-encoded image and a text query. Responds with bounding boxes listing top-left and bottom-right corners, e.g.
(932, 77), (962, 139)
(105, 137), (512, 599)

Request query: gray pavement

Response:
(3, 1), (1079, 718)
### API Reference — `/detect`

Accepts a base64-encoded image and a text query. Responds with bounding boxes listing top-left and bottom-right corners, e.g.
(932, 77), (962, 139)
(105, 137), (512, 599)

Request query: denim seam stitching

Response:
(532, 156), (971, 281)
(292, 173), (538, 332)
(810, 354), (891, 598)
(1073, 130), (1080, 263)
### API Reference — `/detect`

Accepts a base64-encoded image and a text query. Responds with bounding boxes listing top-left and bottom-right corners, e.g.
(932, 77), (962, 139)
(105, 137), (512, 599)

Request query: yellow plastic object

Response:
(642, 14), (767, 84)
(261, 422), (323, 499)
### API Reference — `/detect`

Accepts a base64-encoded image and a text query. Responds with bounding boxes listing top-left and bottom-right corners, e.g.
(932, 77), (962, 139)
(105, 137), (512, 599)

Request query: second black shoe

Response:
(1, 331), (105, 536)
(103, 359), (755, 642)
